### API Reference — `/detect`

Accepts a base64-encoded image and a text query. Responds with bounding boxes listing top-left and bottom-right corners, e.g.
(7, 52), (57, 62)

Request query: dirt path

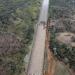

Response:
(28, 24), (46, 75)
(27, 0), (49, 75)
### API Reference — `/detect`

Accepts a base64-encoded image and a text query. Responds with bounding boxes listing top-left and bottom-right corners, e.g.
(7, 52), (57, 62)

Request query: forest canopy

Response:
(0, 0), (41, 75)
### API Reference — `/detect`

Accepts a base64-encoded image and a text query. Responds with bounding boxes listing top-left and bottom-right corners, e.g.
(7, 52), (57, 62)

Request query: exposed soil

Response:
(44, 19), (75, 75)
(56, 32), (75, 47)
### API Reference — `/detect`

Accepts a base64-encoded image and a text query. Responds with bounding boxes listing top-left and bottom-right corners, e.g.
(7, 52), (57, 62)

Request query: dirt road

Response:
(27, 0), (49, 75)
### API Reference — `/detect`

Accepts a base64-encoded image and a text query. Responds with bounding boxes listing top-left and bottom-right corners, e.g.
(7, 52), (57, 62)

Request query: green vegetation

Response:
(49, 0), (75, 71)
(49, 27), (75, 70)
(49, 0), (75, 19)
(0, 0), (41, 75)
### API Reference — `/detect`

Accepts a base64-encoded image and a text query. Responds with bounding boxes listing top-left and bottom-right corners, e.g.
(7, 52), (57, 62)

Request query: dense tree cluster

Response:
(0, 0), (41, 75)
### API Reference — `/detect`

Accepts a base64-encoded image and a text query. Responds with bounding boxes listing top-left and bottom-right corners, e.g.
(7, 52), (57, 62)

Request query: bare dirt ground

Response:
(56, 32), (75, 47)
(27, 0), (49, 75)
(28, 24), (46, 75)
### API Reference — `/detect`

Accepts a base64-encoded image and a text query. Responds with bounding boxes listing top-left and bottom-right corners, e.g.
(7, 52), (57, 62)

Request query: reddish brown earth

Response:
(43, 21), (74, 75)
